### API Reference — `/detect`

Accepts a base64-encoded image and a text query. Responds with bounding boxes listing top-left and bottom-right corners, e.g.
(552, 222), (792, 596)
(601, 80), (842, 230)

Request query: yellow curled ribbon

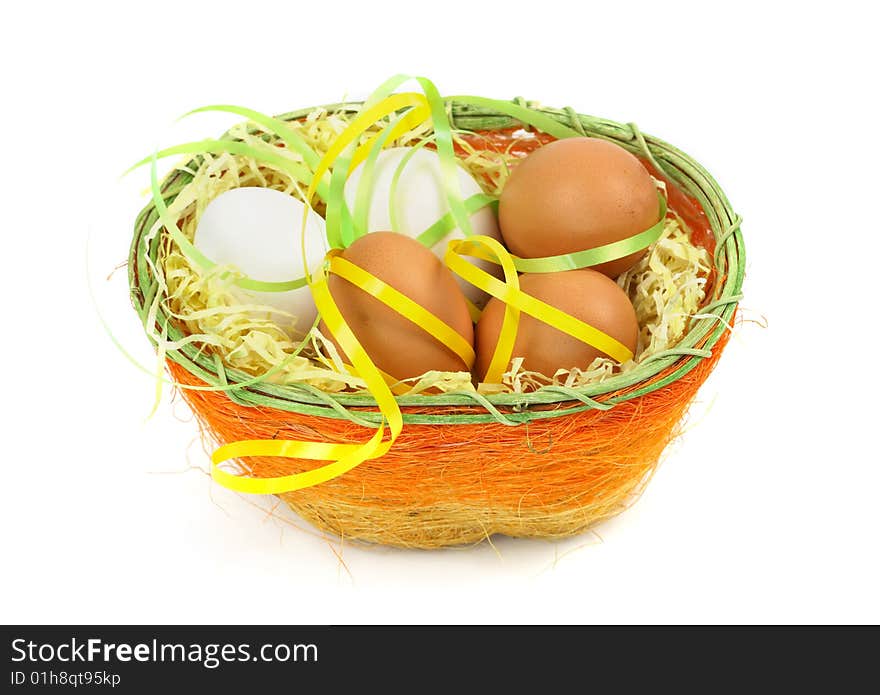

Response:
(210, 272), (403, 494)
(452, 236), (521, 384)
(445, 236), (635, 384)
(209, 85), (467, 495)
(327, 251), (475, 371)
(209, 96), (437, 494)
(210, 249), (477, 493)
(349, 103), (431, 174)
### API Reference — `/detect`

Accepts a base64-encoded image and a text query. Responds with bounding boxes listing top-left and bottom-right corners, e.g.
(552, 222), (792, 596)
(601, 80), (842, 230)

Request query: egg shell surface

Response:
(194, 186), (328, 337)
(475, 269), (639, 381)
(498, 137), (660, 278)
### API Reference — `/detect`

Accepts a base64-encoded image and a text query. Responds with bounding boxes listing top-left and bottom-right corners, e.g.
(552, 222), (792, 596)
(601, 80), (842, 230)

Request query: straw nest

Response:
(129, 98), (744, 548)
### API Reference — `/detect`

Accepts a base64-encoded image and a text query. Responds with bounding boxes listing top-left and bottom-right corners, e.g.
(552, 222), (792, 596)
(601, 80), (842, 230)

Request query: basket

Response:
(128, 98), (744, 548)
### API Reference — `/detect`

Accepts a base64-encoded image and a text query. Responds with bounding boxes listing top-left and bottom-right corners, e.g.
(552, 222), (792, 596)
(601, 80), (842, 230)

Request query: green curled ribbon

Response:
(417, 193), (497, 248)
(509, 192), (667, 273)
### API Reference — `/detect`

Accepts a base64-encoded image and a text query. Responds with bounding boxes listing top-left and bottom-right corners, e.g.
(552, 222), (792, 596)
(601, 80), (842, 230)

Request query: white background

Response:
(1, 1), (877, 624)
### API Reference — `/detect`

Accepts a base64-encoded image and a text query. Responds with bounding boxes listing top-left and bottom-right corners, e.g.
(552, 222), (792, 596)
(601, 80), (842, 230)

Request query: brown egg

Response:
(498, 137), (660, 278)
(320, 232), (474, 380)
(475, 269), (638, 381)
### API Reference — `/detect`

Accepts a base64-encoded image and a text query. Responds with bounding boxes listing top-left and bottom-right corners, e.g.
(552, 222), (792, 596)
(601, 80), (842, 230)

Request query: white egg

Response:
(343, 147), (502, 307)
(194, 187), (328, 337)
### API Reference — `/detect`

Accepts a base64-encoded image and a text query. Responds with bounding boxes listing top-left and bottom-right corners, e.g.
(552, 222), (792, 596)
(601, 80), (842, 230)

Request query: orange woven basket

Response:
(129, 99), (744, 548)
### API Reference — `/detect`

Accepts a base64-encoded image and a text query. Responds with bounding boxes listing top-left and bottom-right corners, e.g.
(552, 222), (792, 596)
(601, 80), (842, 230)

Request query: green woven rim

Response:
(128, 98), (745, 426)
